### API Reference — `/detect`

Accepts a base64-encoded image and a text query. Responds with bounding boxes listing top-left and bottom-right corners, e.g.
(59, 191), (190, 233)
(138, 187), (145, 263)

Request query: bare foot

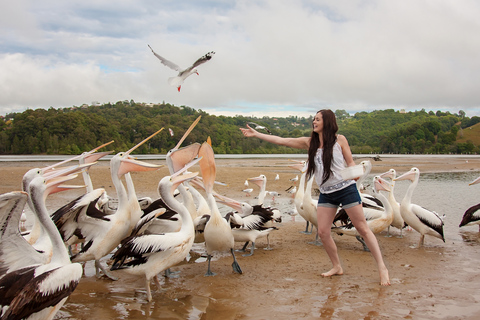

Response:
(321, 266), (343, 277)
(380, 267), (390, 286)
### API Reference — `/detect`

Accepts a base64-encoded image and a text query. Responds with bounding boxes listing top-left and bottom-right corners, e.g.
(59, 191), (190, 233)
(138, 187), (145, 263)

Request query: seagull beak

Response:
(177, 86), (181, 92)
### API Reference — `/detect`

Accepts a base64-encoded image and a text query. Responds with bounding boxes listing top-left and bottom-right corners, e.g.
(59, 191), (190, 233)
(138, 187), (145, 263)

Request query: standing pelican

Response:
(289, 160), (312, 233)
(64, 129), (164, 279)
(380, 168), (406, 237)
(199, 141), (242, 276)
(110, 161), (199, 302)
(0, 173), (84, 320)
(247, 174), (267, 205)
(459, 175), (480, 231)
(394, 167), (445, 247)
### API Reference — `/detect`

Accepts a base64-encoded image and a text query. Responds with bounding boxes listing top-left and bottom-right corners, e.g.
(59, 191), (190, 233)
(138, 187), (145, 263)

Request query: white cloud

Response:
(1, 0), (480, 117)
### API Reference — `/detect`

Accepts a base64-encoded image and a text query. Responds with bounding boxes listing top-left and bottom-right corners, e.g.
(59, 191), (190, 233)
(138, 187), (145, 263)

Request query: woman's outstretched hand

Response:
(240, 124), (258, 137)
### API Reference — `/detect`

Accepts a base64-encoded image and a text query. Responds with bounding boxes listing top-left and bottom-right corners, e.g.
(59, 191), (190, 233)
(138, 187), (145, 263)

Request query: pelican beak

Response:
(247, 176), (264, 188)
(374, 176), (391, 192)
(469, 176), (480, 186)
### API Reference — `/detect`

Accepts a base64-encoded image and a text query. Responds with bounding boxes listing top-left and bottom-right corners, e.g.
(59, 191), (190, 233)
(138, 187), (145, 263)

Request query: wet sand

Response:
(2, 155), (480, 319)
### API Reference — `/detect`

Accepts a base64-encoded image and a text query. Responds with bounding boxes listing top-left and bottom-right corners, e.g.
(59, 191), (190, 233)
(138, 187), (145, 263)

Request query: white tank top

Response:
(314, 142), (355, 194)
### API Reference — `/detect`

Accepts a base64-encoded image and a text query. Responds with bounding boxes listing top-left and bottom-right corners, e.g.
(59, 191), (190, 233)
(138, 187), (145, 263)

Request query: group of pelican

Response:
(284, 159), (461, 250)
(0, 116), (286, 318)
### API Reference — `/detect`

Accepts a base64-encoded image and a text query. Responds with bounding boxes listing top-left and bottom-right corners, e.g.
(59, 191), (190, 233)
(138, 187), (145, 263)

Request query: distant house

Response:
(400, 109), (406, 114)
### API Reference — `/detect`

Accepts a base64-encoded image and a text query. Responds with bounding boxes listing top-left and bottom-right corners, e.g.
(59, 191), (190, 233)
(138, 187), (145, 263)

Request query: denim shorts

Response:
(317, 183), (362, 209)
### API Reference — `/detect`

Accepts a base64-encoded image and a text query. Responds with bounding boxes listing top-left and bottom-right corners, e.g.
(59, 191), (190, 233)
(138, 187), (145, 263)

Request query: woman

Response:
(240, 109), (390, 286)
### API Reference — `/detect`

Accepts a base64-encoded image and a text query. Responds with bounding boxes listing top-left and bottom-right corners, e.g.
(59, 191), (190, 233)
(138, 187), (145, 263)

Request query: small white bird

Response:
(286, 185), (297, 198)
(244, 179), (249, 187)
(247, 122), (272, 134)
(275, 174), (280, 181)
(243, 188), (254, 196)
(290, 175), (299, 184)
(148, 45), (215, 92)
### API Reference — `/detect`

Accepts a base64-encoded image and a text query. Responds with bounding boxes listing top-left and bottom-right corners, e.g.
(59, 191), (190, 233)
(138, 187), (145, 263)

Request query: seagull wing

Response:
(148, 45), (181, 72)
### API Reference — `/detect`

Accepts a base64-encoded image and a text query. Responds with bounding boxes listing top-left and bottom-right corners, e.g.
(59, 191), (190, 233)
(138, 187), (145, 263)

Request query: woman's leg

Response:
(316, 206), (344, 277)
(345, 203), (391, 286)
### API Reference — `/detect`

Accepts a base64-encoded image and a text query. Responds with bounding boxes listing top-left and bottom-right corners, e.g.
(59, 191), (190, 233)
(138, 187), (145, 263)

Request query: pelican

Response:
(215, 193), (278, 256)
(331, 176), (394, 250)
(63, 130), (164, 279)
(380, 169), (407, 237)
(110, 162), (199, 302)
(394, 167), (445, 247)
(199, 141), (242, 276)
(214, 192), (280, 254)
(356, 160), (372, 192)
(459, 175), (480, 231)
(302, 175), (321, 245)
(289, 160), (312, 234)
(0, 173), (84, 320)
(247, 174), (267, 205)
(148, 45), (215, 92)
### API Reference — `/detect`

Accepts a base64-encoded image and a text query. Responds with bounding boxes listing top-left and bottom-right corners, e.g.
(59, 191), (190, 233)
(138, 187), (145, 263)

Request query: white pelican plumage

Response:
(110, 162), (199, 302)
(394, 167), (445, 247)
(380, 168), (407, 237)
(0, 173), (84, 320)
(302, 175), (322, 245)
(289, 160), (312, 234)
(247, 174), (267, 205)
(331, 176), (393, 249)
(148, 45), (215, 92)
(459, 175), (480, 231)
(215, 194), (279, 256)
(199, 141), (242, 276)
(62, 130), (164, 280)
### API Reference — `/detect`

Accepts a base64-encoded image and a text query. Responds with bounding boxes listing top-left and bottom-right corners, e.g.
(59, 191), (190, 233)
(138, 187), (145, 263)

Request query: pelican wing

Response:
(111, 232), (192, 269)
(411, 204), (444, 238)
(148, 45), (181, 72)
(0, 264), (81, 319)
(51, 190), (110, 242)
(459, 203), (480, 227)
(0, 192), (47, 274)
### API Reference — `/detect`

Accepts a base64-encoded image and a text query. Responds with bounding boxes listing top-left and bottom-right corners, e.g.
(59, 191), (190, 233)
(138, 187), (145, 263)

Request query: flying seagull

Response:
(148, 44), (215, 92)
(247, 122), (272, 134)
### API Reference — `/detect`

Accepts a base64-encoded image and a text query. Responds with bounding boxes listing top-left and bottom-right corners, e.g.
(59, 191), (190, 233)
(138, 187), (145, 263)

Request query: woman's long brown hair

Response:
(306, 109), (338, 185)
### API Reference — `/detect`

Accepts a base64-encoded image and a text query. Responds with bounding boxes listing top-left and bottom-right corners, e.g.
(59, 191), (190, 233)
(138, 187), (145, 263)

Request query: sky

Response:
(2, 0), (480, 119)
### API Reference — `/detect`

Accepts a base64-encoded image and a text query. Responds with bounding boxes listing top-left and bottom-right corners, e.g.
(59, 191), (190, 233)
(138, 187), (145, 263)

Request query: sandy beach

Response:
(1, 155), (480, 319)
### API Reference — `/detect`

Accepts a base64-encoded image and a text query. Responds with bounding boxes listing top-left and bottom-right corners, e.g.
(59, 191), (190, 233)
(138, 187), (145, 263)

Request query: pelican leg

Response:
(164, 268), (180, 278)
(300, 221), (312, 234)
(146, 277), (153, 302)
(308, 232), (323, 246)
(418, 234), (425, 247)
(263, 234), (273, 251)
(235, 241), (249, 253)
(355, 236), (370, 251)
(230, 248), (243, 274)
(385, 226), (392, 238)
(204, 255), (216, 277)
(242, 242), (255, 257)
(95, 260), (118, 280)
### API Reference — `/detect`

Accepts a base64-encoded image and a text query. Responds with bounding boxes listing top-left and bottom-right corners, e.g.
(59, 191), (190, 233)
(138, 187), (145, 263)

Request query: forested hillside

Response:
(1, 101), (479, 155)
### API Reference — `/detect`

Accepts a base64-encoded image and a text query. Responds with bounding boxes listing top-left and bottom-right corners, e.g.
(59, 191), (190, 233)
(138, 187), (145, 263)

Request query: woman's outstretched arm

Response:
(240, 124), (310, 150)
